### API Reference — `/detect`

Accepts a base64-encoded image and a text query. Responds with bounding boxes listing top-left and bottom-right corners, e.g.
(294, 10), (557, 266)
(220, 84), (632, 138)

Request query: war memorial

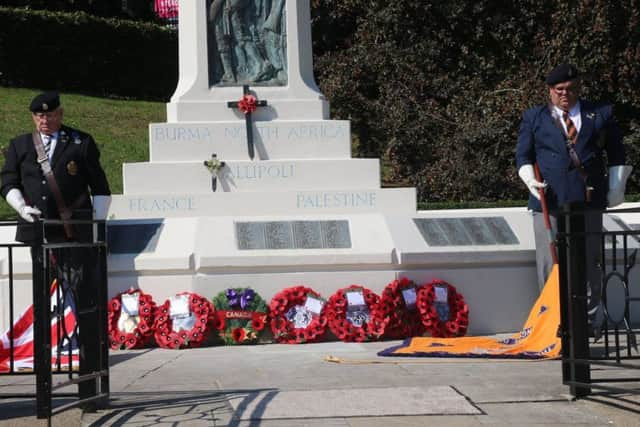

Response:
(0, 1), (639, 424)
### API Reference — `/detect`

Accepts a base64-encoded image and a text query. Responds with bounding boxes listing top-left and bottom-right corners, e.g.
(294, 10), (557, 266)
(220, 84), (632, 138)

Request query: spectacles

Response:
(33, 112), (59, 120)
(552, 85), (578, 95)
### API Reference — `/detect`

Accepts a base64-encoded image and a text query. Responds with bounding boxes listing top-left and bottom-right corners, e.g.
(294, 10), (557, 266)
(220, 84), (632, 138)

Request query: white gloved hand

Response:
(92, 195), (112, 220)
(607, 165), (633, 207)
(518, 164), (547, 201)
(5, 189), (41, 222)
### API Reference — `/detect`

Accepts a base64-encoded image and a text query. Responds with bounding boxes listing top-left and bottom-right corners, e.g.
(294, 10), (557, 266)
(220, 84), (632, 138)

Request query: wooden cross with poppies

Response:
(227, 85), (267, 160)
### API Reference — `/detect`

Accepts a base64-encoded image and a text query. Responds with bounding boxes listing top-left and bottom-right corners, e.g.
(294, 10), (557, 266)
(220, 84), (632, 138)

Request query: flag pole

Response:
(534, 163), (558, 265)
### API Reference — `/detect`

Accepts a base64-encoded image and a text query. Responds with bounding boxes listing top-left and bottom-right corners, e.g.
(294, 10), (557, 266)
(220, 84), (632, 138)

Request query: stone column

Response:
(168, 0), (329, 122)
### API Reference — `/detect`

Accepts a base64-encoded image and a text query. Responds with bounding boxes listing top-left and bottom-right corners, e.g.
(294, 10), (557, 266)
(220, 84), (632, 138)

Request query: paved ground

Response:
(1, 339), (639, 426)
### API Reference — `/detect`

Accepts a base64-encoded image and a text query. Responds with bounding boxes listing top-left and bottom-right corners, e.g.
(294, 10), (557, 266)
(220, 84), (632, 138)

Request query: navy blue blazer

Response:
(515, 100), (625, 213)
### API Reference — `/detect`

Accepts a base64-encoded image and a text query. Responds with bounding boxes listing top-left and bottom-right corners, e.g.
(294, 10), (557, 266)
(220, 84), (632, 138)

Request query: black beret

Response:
(29, 91), (60, 113)
(545, 64), (580, 86)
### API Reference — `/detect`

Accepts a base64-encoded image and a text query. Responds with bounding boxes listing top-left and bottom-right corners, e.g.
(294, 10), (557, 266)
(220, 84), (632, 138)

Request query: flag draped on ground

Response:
(378, 265), (561, 359)
(0, 279), (79, 373)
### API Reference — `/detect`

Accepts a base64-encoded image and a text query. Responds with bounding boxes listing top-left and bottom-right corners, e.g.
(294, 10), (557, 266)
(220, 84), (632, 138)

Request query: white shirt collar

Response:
(553, 100), (581, 119)
(40, 130), (60, 140)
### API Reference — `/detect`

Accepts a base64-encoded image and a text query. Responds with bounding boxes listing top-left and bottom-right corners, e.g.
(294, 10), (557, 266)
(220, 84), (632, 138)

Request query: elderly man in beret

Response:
(1, 91), (111, 246)
(516, 64), (632, 332)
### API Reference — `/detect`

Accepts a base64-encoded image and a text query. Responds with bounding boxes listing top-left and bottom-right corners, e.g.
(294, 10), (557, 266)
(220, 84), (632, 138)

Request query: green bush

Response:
(311, 0), (640, 202)
(0, 7), (177, 100)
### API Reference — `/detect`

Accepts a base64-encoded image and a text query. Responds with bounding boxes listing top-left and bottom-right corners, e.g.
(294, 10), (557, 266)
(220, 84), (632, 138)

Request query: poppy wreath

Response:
(108, 289), (156, 350)
(379, 277), (427, 339)
(326, 285), (387, 342)
(417, 280), (469, 338)
(154, 292), (214, 349)
(269, 286), (328, 344)
(212, 288), (268, 345)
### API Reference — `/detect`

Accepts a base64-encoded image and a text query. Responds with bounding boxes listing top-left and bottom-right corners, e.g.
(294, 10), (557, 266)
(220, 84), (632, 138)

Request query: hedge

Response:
(311, 0), (640, 202)
(0, 7), (177, 100)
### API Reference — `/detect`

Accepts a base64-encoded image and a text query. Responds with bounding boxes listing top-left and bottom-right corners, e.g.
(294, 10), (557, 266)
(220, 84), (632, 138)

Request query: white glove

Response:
(5, 189), (41, 222)
(92, 195), (112, 220)
(607, 165), (633, 207)
(518, 164), (547, 201)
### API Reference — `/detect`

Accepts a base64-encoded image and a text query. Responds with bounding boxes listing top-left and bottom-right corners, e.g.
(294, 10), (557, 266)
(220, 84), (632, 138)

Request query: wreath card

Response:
(170, 294), (196, 332)
(346, 290), (370, 327)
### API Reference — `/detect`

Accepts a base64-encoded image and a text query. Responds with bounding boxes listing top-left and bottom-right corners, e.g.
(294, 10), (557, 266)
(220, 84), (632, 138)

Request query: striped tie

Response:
(563, 112), (578, 145)
(43, 135), (52, 158)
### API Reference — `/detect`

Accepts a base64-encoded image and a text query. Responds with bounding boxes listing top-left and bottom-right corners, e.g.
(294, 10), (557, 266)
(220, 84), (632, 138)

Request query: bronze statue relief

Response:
(208, 0), (287, 86)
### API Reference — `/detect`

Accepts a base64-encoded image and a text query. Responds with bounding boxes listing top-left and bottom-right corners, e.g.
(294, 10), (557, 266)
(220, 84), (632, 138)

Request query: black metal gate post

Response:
(75, 238), (109, 410)
(99, 239), (110, 402)
(31, 225), (52, 418)
(559, 202), (591, 397)
(557, 213), (571, 385)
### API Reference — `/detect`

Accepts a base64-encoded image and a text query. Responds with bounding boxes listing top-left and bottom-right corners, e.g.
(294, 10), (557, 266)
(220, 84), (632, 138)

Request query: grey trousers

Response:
(532, 210), (603, 323)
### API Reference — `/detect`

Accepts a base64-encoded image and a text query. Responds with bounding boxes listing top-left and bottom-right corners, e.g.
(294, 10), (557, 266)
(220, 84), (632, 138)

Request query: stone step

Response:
(108, 187), (417, 219)
(149, 120), (351, 161)
(123, 159), (380, 194)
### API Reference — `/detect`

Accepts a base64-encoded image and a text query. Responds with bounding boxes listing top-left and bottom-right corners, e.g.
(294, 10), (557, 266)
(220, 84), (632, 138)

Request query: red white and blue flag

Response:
(155, 0), (179, 19)
(0, 279), (79, 373)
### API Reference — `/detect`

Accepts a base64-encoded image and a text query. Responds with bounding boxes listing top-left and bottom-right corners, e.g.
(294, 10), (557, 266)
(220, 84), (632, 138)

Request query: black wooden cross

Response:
(227, 85), (267, 160)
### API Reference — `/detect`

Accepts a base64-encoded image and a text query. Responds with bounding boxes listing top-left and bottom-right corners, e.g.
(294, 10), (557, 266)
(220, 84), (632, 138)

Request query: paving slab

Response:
(227, 386), (480, 420)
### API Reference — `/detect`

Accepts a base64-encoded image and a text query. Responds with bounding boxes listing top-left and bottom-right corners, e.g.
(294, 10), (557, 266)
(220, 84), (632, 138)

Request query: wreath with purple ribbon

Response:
(212, 287), (268, 345)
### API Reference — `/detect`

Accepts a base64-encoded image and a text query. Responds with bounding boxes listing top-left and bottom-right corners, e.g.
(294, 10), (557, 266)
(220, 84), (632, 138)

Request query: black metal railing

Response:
(0, 219), (109, 419)
(557, 203), (640, 398)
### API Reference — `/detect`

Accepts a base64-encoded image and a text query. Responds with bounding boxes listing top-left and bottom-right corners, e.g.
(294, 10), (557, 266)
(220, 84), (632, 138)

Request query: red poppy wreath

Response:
(326, 285), (387, 342)
(269, 286), (328, 344)
(380, 277), (426, 339)
(154, 292), (214, 349)
(417, 280), (469, 338)
(108, 289), (156, 350)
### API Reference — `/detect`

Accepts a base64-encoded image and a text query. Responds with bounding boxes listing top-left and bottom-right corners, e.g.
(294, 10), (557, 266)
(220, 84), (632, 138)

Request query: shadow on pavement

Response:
(0, 397), (76, 420)
(584, 392), (640, 415)
(109, 349), (154, 367)
(83, 388), (279, 427)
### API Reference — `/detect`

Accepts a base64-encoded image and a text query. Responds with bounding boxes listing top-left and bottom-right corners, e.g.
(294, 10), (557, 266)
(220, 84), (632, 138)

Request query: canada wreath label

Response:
(380, 277), (426, 339)
(212, 288), (268, 345)
(154, 292), (214, 349)
(417, 280), (469, 338)
(326, 285), (387, 342)
(108, 289), (156, 350)
(269, 286), (328, 344)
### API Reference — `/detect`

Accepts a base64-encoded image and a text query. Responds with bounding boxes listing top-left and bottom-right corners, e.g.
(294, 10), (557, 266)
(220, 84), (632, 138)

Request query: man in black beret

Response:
(1, 91), (111, 244)
(1, 92), (111, 397)
(516, 64), (632, 333)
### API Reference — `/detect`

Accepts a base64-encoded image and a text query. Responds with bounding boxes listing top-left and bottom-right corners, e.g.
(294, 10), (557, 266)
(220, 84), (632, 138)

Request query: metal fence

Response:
(0, 219), (109, 419)
(557, 203), (640, 398)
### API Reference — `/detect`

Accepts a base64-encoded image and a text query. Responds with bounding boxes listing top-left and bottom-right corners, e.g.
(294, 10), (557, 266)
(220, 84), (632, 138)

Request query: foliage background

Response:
(0, 7), (177, 100)
(310, 0), (640, 202)
(0, 1), (638, 204)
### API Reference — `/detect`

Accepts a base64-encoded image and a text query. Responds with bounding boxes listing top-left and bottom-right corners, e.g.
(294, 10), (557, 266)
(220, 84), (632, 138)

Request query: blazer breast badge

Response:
(67, 161), (78, 176)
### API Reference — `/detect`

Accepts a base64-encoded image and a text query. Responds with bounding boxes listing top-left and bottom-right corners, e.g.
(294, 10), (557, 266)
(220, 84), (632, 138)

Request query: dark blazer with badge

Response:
(0, 125), (111, 243)
(515, 100), (625, 213)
